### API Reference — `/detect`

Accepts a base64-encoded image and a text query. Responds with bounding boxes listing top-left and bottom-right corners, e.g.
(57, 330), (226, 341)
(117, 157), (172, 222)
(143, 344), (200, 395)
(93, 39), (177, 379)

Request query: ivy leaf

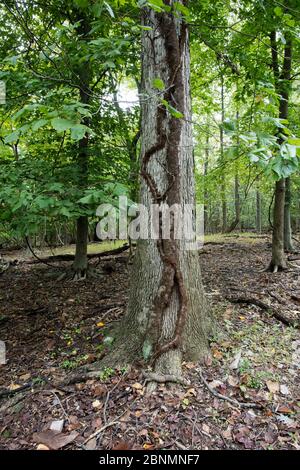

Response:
(152, 78), (165, 91)
(173, 1), (190, 19)
(161, 99), (184, 119)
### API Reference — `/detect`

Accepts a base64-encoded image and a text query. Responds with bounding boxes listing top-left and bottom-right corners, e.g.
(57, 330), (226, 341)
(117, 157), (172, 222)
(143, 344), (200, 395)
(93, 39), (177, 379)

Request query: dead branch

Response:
(226, 296), (299, 328)
(198, 368), (262, 409)
(22, 244), (130, 265)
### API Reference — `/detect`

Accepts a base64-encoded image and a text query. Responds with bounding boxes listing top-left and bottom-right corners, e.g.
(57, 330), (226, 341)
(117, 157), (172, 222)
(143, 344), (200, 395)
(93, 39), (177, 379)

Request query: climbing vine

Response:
(141, 3), (189, 364)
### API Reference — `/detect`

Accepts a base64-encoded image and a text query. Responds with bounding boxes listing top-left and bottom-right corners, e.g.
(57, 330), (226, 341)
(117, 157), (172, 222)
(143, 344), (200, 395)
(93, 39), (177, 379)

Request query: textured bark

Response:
(106, 3), (210, 375)
(73, 216), (89, 273)
(256, 190), (262, 233)
(72, 12), (91, 276)
(204, 133), (209, 233)
(234, 172), (240, 227)
(270, 179), (287, 271)
(220, 74), (227, 232)
(268, 32), (292, 271)
(284, 177), (294, 252)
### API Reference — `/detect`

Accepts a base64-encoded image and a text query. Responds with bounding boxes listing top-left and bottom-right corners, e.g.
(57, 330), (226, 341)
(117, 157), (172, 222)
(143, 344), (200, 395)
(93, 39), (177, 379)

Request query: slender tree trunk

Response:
(268, 32), (292, 271)
(104, 2), (211, 376)
(270, 179), (286, 271)
(234, 112), (240, 230)
(284, 177), (294, 251)
(72, 12), (91, 277)
(204, 133), (209, 233)
(73, 216), (89, 273)
(226, 112), (240, 233)
(256, 190), (262, 233)
(220, 74), (227, 232)
(234, 172), (240, 227)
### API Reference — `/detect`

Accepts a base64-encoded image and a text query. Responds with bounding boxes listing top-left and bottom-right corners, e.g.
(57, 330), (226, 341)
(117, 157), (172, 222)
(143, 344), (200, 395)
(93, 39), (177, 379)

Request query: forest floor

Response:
(0, 234), (300, 450)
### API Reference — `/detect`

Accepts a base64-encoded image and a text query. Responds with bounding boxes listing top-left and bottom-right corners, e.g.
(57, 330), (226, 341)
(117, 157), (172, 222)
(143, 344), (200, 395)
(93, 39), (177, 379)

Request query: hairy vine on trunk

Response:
(141, 5), (188, 364)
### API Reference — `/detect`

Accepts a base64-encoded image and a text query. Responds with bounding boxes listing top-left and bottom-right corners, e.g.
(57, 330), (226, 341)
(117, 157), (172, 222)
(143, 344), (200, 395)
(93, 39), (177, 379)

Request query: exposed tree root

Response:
(58, 370), (104, 386)
(265, 262), (288, 273)
(0, 383), (31, 400)
(142, 371), (190, 386)
(55, 265), (102, 282)
(226, 295), (299, 328)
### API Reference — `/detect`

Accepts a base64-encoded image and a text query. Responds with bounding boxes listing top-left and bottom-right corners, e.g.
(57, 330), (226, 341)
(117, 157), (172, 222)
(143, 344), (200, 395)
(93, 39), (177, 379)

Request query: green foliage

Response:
(161, 99), (184, 119)
(99, 367), (115, 381)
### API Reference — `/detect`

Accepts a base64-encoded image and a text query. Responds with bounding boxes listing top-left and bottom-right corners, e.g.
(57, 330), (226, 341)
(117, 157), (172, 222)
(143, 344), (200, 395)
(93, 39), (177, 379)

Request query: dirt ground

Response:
(0, 235), (299, 450)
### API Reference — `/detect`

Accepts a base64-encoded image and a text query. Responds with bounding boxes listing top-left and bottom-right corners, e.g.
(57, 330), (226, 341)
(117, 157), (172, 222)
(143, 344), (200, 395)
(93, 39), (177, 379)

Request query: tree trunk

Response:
(204, 132), (209, 233)
(226, 112), (240, 233)
(284, 177), (294, 252)
(72, 12), (91, 277)
(73, 216), (89, 275)
(256, 190), (262, 233)
(220, 74), (227, 232)
(270, 179), (287, 272)
(268, 32), (292, 271)
(105, 3), (211, 376)
(234, 173), (240, 228)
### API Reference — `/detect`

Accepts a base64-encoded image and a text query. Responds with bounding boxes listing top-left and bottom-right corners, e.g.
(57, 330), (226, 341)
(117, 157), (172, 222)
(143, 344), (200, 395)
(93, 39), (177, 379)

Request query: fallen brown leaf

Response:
(33, 430), (78, 450)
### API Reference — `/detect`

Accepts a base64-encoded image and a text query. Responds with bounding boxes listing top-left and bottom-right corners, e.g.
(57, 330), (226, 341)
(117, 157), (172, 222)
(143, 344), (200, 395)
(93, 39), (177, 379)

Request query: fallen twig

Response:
(198, 368), (262, 409)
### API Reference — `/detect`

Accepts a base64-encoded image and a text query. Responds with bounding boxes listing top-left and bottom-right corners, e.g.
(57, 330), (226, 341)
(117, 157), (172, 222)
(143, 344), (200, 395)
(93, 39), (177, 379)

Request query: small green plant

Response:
(238, 358), (251, 374)
(245, 374), (263, 389)
(60, 354), (89, 370)
(61, 359), (77, 370)
(95, 344), (104, 353)
(99, 367), (115, 381)
(32, 377), (46, 385)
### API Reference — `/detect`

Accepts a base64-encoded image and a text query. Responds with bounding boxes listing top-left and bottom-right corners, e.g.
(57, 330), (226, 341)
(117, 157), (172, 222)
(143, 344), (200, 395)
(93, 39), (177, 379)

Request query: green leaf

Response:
(288, 138), (300, 146)
(152, 78), (165, 91)
(161, 99), (184, 119)
(73, 0), (89, 9)
(78, 194), (95, 204)
(223, 119), (236, 133)
(51, 118), (74, 132)
(173, 1), (190, 18)
(70, 124), (89, 140)
(60, 207), (72, 217)
(104, 1), (114, 17)
(31, 119), (48, 131)
(274, 6), (283, 16)
(4, 130), (20, 144)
